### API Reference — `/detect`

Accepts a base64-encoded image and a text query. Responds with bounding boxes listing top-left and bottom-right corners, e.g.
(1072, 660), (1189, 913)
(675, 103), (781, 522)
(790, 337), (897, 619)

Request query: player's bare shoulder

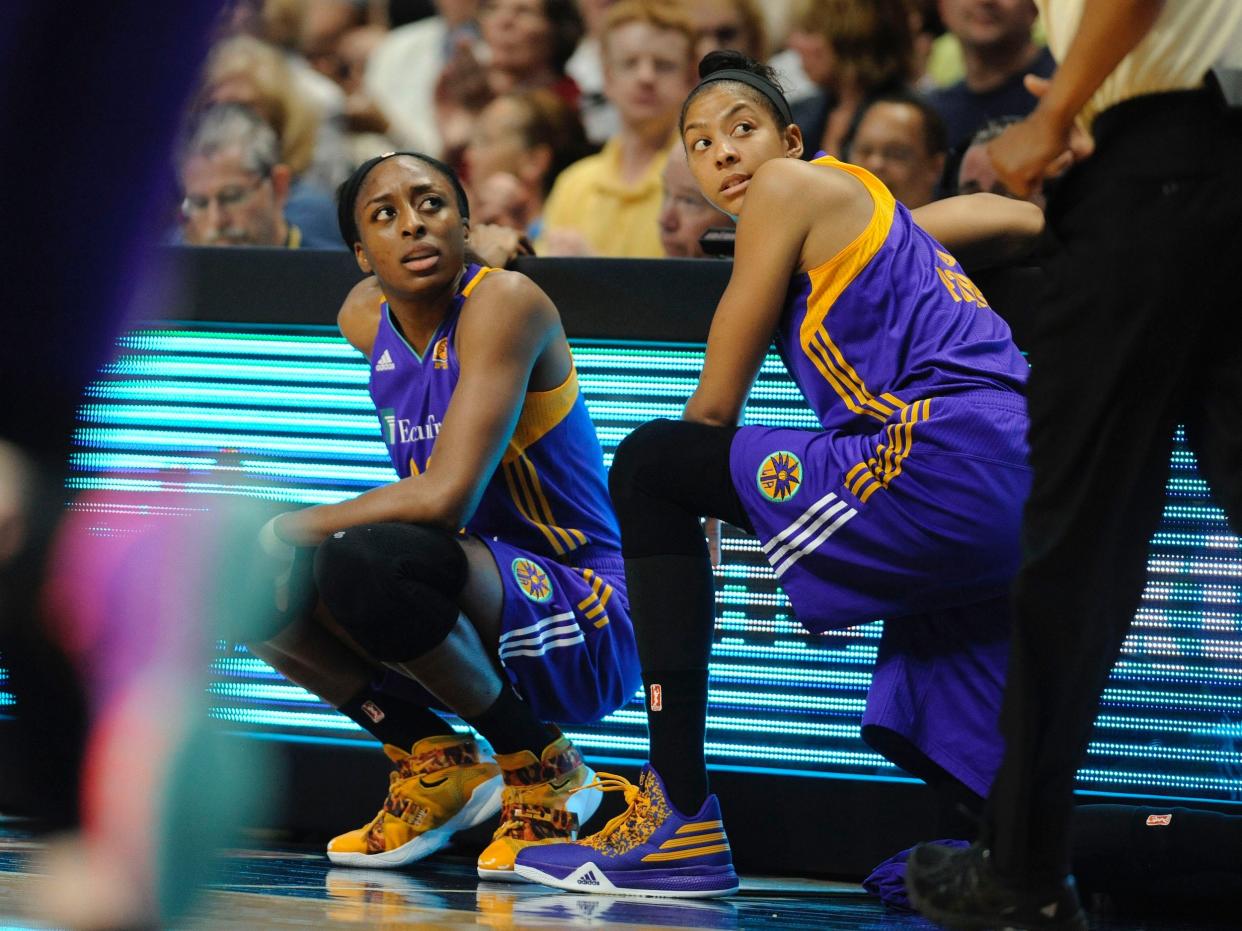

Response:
(459, 267), (560, 335)
(745, 158), (862, 230)
(337, 275), (385, 356)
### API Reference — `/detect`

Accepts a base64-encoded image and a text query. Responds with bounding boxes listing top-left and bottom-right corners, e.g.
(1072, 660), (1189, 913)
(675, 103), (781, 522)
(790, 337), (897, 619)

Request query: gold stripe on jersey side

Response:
(807, 331), (896, 422)
(798, 157), (901, 423)
(502, 367), (581, 464)
(502, 460), (565, 555)
(516, 455), (581, 552)
(506, 454), (582, 554)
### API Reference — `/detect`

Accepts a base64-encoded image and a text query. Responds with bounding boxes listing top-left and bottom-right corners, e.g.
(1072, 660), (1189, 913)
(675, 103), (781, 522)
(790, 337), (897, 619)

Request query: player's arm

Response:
(684, 160), (858, 427)
(273, 273), (558, 546)
(989, 0), (1165, 196)
(337, 275), (384, 357)
(912, 194), (1045, 269)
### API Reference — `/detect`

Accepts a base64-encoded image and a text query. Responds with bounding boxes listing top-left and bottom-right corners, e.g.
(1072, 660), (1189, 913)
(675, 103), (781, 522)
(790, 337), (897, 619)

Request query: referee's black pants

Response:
(985, 89), (1242, 879)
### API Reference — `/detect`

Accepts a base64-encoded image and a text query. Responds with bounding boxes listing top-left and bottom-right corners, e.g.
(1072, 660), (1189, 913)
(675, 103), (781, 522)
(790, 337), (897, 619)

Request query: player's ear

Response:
(354, 241), (372, 274)
(784, 123), (804, 160)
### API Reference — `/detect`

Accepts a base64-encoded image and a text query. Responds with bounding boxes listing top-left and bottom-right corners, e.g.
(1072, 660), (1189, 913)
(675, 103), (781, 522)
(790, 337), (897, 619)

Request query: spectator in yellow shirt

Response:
(540, 0), (696, 257)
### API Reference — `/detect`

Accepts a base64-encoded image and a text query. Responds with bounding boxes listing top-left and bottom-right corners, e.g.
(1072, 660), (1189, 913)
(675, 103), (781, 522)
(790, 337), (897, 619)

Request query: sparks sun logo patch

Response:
(757, 450), (803, 502)
(511, 558), (553, 603)
(432, 336), (449, 370)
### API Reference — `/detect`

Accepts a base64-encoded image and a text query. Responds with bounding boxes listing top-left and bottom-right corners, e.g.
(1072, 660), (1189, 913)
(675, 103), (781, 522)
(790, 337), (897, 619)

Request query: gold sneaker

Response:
(476, 733), (602, 882)
(327, 734), (502, 868)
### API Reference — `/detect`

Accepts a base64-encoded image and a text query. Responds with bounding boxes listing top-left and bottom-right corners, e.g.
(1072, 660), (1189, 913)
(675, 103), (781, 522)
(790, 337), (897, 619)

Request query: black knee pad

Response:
(313, 523), (468, 662)
(610, 419), (749, 556)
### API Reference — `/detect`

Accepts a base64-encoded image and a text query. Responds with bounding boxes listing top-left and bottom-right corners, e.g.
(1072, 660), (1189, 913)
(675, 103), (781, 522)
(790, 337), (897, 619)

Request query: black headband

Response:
(695, 69), (793, 127)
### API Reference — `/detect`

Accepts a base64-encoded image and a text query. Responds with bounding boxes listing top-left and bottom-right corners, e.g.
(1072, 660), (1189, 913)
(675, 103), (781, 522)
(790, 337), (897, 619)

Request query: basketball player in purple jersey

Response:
(515, 51), (1042, 897)
(251, 152), (640, 880)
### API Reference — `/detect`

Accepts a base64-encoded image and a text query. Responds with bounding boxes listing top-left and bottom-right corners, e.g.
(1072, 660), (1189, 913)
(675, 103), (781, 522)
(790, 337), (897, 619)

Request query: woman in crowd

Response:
(785, 0), (914, 158)
(435, 0), (586, 165)
(464, 88), (595, 240)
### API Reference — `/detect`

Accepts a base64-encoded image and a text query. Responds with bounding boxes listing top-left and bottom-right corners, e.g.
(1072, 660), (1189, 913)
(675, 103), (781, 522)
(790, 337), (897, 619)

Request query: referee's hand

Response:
(988, 75), (1095, 198)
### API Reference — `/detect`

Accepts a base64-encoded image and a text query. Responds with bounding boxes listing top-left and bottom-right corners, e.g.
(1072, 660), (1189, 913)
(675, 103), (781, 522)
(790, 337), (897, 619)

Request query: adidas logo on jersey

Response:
(576, 869), (601, 887)
(374, 349), (395, 372)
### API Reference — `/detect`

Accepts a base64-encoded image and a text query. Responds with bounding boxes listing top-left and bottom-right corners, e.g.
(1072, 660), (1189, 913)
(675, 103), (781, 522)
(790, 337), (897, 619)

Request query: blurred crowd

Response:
(176, 0), (1055, 258)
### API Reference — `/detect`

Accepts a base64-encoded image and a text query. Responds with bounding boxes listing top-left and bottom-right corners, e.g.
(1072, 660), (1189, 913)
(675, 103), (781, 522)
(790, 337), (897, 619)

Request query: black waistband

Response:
(1092, 86), (1228, 150)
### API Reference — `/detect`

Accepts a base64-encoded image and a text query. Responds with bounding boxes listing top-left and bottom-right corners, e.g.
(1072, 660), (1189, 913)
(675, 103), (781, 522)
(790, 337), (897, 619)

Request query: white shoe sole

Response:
(514, 861), (740, 899)
(474, 765), (605, 883)
(327, 772), (504, 869)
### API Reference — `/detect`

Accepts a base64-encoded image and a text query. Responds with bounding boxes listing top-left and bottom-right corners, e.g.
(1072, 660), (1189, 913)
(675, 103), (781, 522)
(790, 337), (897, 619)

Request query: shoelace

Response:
(569, 772), (646, 843)
(491, 780), (569, 840)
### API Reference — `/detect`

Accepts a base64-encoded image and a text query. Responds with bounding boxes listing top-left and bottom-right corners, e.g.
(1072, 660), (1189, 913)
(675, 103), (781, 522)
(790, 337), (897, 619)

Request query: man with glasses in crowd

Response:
(178, 103), (342, 249)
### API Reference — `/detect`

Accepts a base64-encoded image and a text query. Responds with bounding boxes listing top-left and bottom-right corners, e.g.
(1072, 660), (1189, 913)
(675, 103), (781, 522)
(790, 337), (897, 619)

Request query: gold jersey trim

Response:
(461, 265), (497, 297)
(798, 157), (901, 424)
(503, 366), (580, 464)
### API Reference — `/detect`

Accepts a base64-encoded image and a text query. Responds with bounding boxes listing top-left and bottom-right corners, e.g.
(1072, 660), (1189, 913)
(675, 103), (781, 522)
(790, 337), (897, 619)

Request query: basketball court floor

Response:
(1, 825), (1233, 930)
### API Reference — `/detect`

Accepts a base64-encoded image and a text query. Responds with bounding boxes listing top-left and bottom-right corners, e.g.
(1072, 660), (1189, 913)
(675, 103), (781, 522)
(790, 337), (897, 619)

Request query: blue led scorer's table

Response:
(54, 321), (1242, 806)
(0, 251), (1238, 835)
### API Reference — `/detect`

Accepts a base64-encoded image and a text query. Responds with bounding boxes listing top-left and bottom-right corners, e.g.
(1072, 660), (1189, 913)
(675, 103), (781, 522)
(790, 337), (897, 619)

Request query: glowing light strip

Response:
(0, 323), (1230, 806)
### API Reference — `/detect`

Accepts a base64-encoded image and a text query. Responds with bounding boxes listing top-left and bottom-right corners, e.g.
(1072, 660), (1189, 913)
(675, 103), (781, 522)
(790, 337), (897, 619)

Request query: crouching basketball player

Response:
(514, 52), (1040, 897)
(251, 152), (640, 880)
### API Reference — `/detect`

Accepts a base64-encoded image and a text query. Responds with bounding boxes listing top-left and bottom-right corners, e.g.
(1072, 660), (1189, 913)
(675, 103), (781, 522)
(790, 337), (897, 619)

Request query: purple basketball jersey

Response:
(367, 265), (620, 562)
(364, 265), (639, 722)
(727, 158), (1033, 795)
(776, 156), (1027, 433)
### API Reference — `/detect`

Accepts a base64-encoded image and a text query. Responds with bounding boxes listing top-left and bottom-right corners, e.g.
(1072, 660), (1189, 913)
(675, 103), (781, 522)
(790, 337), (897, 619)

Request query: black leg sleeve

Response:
(608, 419), (751, 813)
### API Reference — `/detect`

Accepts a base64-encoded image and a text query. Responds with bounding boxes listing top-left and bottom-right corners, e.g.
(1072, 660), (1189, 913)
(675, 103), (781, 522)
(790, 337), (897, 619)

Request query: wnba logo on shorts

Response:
(757, 450), (803, 502)
(1146, 813), (1173, 827)
(649, 684), (663, 712)
(361, 700), (386, 723)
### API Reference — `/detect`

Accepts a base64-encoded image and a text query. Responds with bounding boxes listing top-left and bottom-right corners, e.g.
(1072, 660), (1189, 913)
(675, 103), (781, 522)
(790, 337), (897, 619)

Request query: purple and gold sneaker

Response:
(513, 764), (739, 898)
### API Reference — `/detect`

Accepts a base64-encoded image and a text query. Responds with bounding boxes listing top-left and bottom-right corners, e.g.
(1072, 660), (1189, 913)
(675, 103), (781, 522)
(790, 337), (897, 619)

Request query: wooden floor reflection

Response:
(1, 828), (1235, 929)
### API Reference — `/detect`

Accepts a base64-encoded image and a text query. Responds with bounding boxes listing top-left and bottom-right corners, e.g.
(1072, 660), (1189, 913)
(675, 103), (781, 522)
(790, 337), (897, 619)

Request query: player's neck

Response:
(383, 267), (465, 347)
